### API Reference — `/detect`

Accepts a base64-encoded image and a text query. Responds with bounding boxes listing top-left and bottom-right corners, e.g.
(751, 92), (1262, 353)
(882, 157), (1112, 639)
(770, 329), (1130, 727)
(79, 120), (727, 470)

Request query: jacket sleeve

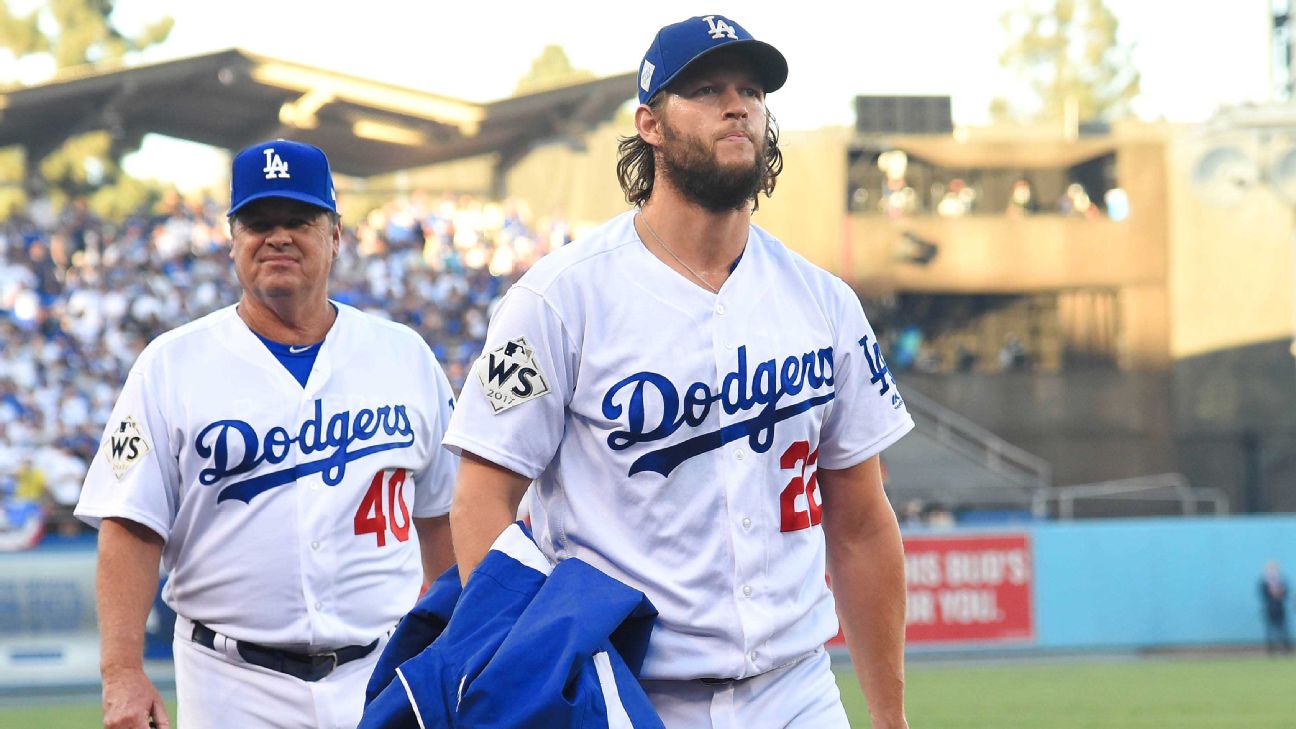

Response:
(459, 558), (663, 729)
(365, 565), (461, 705)
(361, 524), (551, 729)
(359, 676), (436, 729)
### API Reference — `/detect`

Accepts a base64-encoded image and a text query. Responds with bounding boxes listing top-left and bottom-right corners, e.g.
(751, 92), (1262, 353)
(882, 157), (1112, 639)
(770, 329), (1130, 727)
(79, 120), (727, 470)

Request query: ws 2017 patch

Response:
(475, 338), (550, 414)
(107, 416), (152, 479)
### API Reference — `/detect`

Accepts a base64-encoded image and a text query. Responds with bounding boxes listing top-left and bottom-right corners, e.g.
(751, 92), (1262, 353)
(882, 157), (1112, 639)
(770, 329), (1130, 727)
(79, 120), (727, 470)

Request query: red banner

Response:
(902, 532), (1034, 644)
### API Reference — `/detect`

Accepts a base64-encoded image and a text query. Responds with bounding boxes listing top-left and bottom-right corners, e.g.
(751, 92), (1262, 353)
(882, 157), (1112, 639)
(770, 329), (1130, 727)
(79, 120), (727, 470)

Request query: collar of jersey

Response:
(246, 302), (337, 356)
(252, 332), (322, 357)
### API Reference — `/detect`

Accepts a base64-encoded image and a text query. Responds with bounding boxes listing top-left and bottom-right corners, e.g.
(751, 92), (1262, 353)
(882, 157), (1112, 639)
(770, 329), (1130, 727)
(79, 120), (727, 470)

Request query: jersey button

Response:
(742, 585), (753, 597)
(311, 541), (320, 550)
(741, 517), (752, 530)
(715, 303), (726, 315)
(313, 601), (323, 611)
(748, 651), (758, 662)
(734, 450), (744, 461)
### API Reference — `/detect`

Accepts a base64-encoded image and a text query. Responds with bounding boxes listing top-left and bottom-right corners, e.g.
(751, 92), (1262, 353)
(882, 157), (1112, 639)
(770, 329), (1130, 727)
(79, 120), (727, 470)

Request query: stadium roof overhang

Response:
(0, 48), (636, 178)
(857, 131), (1119, 169)
(888, 136), (1117, 169)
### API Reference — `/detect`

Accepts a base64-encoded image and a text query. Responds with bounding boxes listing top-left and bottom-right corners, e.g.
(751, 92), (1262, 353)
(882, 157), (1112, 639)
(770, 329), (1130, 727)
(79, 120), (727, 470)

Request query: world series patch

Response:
(475, 337), (550, 414)
(106, 416), (152, 479)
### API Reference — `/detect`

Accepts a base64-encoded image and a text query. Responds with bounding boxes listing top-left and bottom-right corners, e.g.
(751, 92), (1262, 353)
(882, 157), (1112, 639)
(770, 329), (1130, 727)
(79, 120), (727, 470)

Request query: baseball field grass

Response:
(4, 654), (1295, 727)
(848, 654), (1296, 728)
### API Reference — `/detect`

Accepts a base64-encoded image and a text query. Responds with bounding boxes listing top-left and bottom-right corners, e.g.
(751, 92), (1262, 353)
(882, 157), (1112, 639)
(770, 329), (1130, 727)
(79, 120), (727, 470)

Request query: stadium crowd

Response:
(0, 190), (572, 546)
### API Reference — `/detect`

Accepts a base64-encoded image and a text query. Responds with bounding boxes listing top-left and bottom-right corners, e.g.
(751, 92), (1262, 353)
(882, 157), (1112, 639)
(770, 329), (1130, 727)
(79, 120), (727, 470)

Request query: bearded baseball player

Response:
(444, 14), (913, 729)
(75, 139), (458, 729)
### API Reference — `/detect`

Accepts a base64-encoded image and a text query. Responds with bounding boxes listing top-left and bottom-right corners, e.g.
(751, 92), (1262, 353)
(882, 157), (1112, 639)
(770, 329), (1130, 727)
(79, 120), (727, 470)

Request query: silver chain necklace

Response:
(637, 212), (721, 294)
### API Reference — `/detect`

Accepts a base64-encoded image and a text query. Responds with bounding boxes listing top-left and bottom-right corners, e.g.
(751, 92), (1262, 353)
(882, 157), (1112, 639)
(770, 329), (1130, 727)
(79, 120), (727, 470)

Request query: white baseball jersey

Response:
(76, 303), (458, 650)
(444, 210), (913, 681)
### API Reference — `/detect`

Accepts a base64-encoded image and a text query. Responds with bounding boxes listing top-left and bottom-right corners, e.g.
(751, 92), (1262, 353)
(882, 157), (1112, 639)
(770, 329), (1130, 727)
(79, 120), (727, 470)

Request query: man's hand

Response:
(96, 518), (168, 729)
(102, 665), (170, 729)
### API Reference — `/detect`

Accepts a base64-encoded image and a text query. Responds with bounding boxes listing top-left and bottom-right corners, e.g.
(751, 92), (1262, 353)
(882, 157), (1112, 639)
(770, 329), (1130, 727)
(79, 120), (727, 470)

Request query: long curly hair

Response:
(615, 97), (784, 212)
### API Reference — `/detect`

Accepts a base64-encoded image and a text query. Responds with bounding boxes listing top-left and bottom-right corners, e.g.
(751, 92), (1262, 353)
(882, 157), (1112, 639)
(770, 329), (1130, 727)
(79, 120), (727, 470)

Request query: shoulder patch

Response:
(474, 338), (551, 414)
(105, 416), (152, 479)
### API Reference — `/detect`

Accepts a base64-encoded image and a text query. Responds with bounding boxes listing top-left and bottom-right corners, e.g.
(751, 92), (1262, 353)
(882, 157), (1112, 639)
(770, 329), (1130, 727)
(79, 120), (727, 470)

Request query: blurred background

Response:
(1, 0), (1295, 726)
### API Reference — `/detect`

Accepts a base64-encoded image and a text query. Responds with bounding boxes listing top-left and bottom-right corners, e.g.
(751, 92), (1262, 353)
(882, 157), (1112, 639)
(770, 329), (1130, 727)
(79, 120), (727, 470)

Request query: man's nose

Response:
(720, 87), (750, 119)
(266, 225), (293, 245)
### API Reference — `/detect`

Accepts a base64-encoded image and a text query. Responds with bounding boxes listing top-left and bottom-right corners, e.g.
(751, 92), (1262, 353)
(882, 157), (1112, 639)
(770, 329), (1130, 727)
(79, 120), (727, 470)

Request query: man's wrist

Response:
(868, 704), (908, 729)
(100, 658), (146, 676)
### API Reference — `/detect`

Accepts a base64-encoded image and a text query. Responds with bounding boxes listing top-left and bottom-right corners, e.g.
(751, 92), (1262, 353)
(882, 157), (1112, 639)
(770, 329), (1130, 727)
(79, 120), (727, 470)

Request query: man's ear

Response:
(635, 103), (664, 148)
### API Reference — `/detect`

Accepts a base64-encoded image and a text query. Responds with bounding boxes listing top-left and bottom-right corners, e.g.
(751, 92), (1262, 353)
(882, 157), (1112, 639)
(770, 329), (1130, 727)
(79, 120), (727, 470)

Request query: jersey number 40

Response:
(354, 468), (412, 546)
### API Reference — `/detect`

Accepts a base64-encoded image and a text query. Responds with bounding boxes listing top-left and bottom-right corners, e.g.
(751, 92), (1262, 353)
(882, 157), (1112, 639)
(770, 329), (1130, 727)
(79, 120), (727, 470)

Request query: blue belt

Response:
(190, 620), (377, 682)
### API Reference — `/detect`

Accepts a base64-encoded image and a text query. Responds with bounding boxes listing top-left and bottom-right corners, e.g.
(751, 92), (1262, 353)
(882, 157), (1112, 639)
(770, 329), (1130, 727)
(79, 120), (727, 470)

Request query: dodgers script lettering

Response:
(602, 345), (836, 477)
(196, 399), (415, 504)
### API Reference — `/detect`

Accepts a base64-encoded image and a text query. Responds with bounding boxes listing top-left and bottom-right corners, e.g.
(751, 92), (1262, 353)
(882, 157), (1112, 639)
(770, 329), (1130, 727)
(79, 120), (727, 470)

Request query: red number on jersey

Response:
(354, 472), (387, 547)
(779, 440), (823, 532)
(353, 469), (412, 547)
(387, 469), (411, 542)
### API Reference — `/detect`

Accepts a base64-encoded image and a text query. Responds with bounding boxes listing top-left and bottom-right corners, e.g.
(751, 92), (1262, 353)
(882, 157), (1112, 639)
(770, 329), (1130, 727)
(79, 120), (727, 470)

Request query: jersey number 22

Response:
(780, 440), (823, 532)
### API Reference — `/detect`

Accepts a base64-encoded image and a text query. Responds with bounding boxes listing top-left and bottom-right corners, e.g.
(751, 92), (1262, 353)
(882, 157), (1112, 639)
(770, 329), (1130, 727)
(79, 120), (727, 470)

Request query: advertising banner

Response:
(903, 532), (1034, 644)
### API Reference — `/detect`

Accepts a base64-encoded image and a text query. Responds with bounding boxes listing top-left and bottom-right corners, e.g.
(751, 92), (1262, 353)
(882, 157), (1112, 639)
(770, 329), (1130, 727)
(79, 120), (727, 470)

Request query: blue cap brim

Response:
(652, 39), (788, 103)
(228, 190), (336, 217)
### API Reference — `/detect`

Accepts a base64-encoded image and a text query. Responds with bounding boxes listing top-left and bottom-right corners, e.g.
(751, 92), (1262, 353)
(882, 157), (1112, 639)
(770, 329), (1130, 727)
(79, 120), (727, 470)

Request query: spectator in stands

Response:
(954, 342), (977, 373)
(936, 178), (976, 217)
(1260, 560), (1292, 655)
(0, 472), (43, 551)
(15, 451), (46, 493)
(1057, 183), (1100, 220)
(998, 332), (1029, 371)
(1104, 187), (1130, 222)
(891, 324), (923, 371)
(36, 442), (87, 535)
(878, 149), (917, 218)
(899, 499), (925, 529)
(1005, 178), (1036, 218)
(922, 502), (956, 530)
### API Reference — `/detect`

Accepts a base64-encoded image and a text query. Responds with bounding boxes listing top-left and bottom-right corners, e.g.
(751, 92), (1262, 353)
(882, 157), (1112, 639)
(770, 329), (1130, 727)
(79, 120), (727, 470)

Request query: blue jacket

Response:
(361, 524), (664, 729)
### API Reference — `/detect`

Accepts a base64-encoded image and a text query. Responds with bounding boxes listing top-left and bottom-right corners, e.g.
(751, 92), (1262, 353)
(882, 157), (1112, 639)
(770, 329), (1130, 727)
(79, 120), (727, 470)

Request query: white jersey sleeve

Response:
(442, 285), (575, 479)
(413, 357), (458, 518)
(816, 279), (914, 470)
(76, 346), (180, 539)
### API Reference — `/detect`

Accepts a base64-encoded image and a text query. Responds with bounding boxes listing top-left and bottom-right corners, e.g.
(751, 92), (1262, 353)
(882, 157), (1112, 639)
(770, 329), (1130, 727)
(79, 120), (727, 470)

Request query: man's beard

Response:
(658, 121), (766, 213)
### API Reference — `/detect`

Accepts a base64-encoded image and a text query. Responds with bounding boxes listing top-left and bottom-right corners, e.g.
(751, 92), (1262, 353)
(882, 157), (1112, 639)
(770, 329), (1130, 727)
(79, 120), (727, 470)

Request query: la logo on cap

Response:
(703, 15), (738, 40)
(262, 148), (291, 180)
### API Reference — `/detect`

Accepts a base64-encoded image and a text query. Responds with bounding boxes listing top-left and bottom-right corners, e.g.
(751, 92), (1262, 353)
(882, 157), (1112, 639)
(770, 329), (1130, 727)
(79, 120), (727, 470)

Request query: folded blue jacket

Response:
(360, 523), (664, 729)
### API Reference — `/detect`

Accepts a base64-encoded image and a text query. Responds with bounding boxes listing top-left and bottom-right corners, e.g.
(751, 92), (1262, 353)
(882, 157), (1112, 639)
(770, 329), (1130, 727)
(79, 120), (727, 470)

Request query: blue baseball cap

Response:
(228, 139), (337, 216)
(638, 14), (787, 105)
